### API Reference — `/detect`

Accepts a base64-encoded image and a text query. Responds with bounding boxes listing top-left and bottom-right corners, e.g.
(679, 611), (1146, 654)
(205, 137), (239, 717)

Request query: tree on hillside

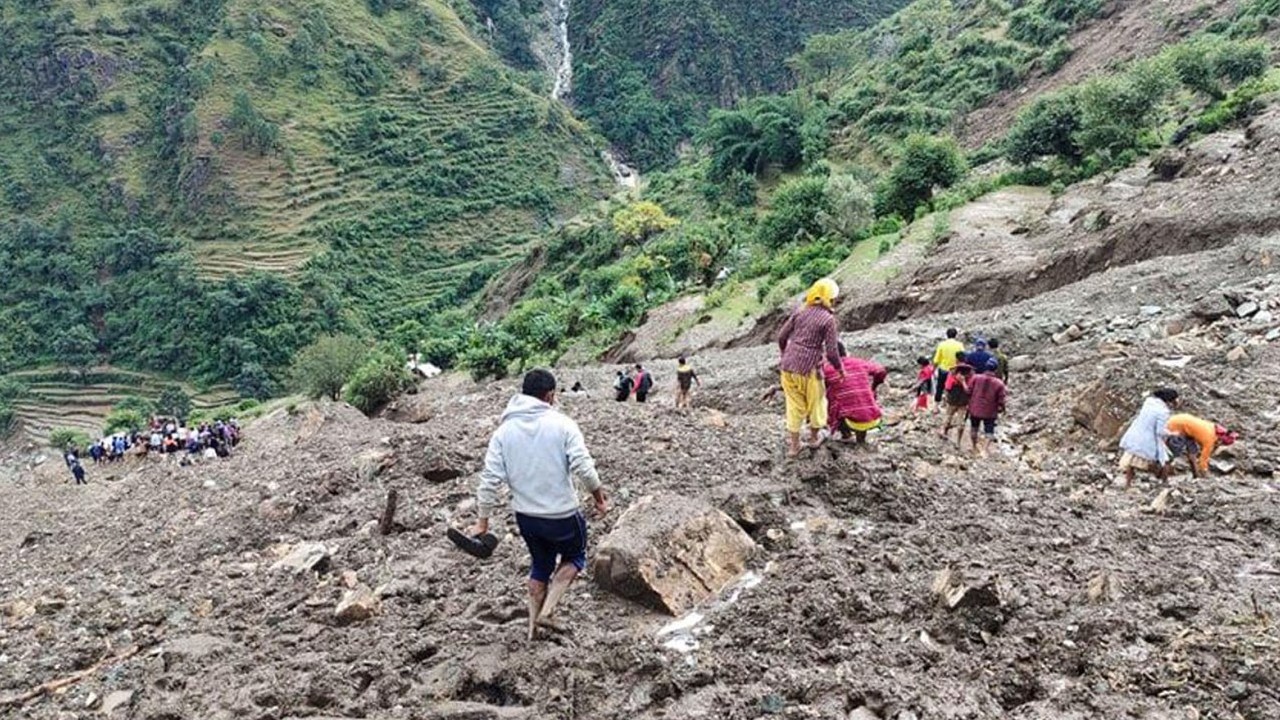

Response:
(612, 201), (679, 244)
(344, 346), (414, 415)
(234, 361), (274, 401)
(155, 385), (193, 423)
(819, 174), (875, 240)
(290, 334), (369, 401)
(875, 135), (967, 219)
(701, 96), (804, 181)
(1005, 92), (1083, 166)
(52, 325), (98, 381)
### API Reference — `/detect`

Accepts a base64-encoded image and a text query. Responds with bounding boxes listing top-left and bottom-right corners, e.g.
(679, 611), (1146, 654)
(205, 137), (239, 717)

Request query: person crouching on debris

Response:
(1166, 413), (1237, 479)
(1118, 388), (1179, 488)
(777, 278), (845, 457)
(824, 343), (887, 445)
(469, 369), (609, 640)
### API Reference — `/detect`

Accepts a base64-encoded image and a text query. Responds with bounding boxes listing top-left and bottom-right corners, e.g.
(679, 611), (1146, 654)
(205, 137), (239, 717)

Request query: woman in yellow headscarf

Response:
(776, 278), (844, 457)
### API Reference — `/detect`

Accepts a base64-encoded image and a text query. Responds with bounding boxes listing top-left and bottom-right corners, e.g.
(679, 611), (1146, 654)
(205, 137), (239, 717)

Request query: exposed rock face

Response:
(593, 493), (755, 615)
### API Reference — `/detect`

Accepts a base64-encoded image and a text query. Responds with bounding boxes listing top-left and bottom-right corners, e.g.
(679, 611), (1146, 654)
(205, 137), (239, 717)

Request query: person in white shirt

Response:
(468, 369), (608, 640)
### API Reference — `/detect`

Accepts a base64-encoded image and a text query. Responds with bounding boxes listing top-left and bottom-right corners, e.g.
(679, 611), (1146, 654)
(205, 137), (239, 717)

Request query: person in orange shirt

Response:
(1166, 414), (1238, 477)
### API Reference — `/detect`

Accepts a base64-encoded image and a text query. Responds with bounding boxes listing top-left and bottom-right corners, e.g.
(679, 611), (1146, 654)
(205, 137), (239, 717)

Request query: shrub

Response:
(290, 335), (369, 401)
(155, 385), (193, 423)
(104, 408), (146, 435)
(818, 174), (874, 241)
(344, 347), (414, 414)
(757, 176), (830, 248)
(1008, 9), (1068, 46)
(876, 135), (967, 218)
(612, 201), (679, 244)
(1042, 41), (1073, 73)
(49, 428), (91, 451)
(1005, 91), (1083, 165)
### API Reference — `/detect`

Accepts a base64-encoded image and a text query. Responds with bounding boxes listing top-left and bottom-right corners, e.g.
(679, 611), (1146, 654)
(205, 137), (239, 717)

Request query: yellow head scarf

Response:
(805, 278), (839, 309)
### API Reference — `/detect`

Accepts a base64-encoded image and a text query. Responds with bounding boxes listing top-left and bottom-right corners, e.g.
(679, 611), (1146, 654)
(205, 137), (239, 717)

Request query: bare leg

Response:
(807, 427), (823, 448)
(786, 432), (801, 458)
(1123, 467), (1135, 489)
(537, 564), (579, 628)
(527, 580), (547, 641)
(855, 431), (867, 445)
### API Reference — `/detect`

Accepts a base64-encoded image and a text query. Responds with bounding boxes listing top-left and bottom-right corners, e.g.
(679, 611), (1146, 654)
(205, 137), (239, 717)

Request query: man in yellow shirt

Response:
(1166, 414), (1237, 477)
(931, 328), (965, 406)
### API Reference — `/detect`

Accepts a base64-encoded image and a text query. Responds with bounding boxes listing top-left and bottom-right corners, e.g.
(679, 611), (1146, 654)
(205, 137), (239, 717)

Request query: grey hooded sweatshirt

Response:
(476, 394), (602, 520)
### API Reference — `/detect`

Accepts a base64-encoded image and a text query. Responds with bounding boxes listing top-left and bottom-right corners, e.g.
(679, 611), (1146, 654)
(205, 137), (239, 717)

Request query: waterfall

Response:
(546, 0), (639, 188)
(550, 0), (573, 102)
(602, 148), (640, 190)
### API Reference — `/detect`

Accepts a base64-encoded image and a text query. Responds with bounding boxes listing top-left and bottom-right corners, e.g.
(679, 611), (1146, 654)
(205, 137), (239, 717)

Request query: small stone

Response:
(1226, 346), (1249, 363)
(202, 479), (217, 490)
(101, 690), (134, 714)
(1140, 305), (1163, 316)
(340, 570), (359, 589)
(1266, 328), (1280, 342)
(270, 543), (332, 576)
(1052, 325), (1084, 344)
(848, 708), (880, 720)
(335, 585), (380, 624)
(1252, 310), (1274, 324)
(1226, 681), (1250, 700)
(1236, 301), (1260, 318)
(1249, 460), (1274, 476)
(34, 596), (66, 615)
(1210, 460), (1236, 474)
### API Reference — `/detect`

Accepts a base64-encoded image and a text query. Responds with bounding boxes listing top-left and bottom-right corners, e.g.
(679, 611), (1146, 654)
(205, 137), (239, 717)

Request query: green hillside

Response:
(568, 0), (912, 168)
(0, 0), (608, 389)
(447, 0), (1278, 379)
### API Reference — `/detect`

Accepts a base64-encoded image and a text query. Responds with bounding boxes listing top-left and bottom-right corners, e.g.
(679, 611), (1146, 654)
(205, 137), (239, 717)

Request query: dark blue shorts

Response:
(515, 511), (588, 583)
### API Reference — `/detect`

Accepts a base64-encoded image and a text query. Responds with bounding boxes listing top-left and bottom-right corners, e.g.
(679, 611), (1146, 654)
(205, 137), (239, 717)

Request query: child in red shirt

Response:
(913, 356), (934, 413)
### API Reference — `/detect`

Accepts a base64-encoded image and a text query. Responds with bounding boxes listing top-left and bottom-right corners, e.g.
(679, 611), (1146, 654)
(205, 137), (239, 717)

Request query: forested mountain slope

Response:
(0, 0), (607, 390)
(568, 0), (911, 168)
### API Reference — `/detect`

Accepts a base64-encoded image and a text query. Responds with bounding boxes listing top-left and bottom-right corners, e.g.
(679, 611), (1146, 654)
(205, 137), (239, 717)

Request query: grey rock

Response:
(1252, 310), (1274, 324)
(1266, 328), (1280, 342)
(271, 542), (332, 575)
(1139, 305), (1163, 316)
(101, 690), (134, 714)
(1236, 301), (1260, 318)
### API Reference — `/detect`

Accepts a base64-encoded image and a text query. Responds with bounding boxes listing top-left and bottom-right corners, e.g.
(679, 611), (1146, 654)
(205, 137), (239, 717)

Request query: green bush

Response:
(1005, 91), (1083, 165)
(104, 408), (146, 435)
(1008, 9), (1068, 46)
(290, 335), (369, 401)
(875, 135), (967, 218)
(344, 347), (414, 414)
(1043, 41), (1073, 73)
(49, 428), (91, 451)
(0, 402), (15, 439)
(155, 385), (193, 423)
(757, 176), (830, 248)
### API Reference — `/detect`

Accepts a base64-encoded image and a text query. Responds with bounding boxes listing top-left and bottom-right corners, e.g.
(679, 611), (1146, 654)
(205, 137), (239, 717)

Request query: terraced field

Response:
(4, 368), (238, 444)
(192, 0), (607, 299)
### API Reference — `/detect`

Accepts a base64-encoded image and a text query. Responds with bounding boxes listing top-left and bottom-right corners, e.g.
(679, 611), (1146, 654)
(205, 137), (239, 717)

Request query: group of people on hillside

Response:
(66, 417), (243, 484)
(774, 278), (1011, 457)
(1117, 388), (1238, 487)
(613, 360), (702, 407)
(923, 329), (1010, 456)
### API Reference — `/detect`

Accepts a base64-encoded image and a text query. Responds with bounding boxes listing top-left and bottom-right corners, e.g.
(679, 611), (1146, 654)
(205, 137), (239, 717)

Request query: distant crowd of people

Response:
(64, 417), (243, 484)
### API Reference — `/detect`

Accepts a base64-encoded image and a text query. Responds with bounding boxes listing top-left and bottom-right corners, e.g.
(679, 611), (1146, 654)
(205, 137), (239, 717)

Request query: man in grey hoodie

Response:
(470, 368), (609, 639)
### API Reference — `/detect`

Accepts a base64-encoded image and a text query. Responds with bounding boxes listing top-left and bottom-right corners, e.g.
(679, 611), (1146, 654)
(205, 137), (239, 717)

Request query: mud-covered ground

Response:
(2, 215), (1280, 719)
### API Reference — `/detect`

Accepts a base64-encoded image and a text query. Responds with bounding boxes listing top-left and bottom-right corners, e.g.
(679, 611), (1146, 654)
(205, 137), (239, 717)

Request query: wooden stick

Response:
(0, 644), (142, 707)
(379, 488), (399, 536)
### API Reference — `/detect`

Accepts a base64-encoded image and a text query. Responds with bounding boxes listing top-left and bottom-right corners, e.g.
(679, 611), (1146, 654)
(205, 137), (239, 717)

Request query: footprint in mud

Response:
(466, 598), (527, 626)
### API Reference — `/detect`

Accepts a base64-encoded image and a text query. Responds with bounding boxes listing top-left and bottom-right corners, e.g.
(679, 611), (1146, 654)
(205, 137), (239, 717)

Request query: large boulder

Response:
(593, 493), (755, 615)
(1071, 381), (1132, 443)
